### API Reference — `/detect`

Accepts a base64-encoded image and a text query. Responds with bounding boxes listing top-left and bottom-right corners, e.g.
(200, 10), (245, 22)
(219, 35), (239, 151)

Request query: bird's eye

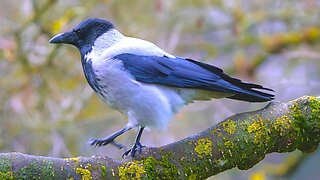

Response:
(74, 29), (87, 40)
(74, 29), (81, 35)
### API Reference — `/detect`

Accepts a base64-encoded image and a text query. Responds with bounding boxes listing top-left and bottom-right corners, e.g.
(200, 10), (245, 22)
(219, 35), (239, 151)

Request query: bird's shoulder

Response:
(100, 36), (175, 60)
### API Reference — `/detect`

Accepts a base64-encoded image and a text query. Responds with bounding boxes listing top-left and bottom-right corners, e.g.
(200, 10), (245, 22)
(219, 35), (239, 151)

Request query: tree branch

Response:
(0, 96), (319, 179)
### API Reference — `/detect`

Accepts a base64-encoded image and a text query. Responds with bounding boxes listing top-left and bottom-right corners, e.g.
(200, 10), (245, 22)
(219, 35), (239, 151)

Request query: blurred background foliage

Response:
(1, 0), (320, 179)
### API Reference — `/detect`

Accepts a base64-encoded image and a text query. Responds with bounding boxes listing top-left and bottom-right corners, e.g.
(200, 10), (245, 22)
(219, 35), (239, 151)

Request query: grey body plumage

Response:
(49, 18), (274, 157)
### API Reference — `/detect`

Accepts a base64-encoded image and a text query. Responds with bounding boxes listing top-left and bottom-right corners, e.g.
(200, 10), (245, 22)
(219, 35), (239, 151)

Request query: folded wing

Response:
(113, 53), (274, 102)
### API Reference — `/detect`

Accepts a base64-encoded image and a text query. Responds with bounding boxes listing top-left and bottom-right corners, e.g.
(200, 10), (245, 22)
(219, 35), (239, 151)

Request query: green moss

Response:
(309, 97), (320, 127)
(142, 157), (157, 179)
(42, 160), (55, 178)
(118, 161), (145, 180)
(269, 114), (298, 152)
(101, 165), (106, 178)
(194, 138), (213, 158)
(289, 97), (320, 151)
(221, 119), (237, 134)
(184, 164), (203, 179)
(223, 139), (234, 149)
(143, 156), (178, 179)
(218, 136), (243, 167)
(118, 155), (179, 179)
(75, 167), (92, 180)
(188, 173), (197, 180)
(0, 171), (13, 180)
(290, 101), (310, 150)
(0, 157), (12, 174)
(14, 160), (55, 179)
(291, 102), (304, 123)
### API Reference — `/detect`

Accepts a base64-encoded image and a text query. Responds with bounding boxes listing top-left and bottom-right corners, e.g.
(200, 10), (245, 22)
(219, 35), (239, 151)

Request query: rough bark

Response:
(0, 96), (319, 179)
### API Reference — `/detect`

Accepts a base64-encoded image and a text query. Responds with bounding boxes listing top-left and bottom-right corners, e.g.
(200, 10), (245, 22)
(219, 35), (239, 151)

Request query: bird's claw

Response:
(89, 138), (110, 147)
(90, 138), (127, 150)
(122, 142), (145, 158)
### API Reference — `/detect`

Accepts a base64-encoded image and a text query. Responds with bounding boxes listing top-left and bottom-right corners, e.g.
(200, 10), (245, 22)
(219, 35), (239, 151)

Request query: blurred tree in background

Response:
(1, 0), (320, 179)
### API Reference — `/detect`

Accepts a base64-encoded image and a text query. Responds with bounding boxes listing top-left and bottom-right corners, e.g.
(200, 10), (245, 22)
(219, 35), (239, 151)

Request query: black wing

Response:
(114, 53), (274, 102)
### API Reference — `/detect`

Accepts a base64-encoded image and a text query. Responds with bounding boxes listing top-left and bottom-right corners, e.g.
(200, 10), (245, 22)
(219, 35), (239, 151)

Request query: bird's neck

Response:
(81, 29), (125, 63)
(94, 29), (125, 50)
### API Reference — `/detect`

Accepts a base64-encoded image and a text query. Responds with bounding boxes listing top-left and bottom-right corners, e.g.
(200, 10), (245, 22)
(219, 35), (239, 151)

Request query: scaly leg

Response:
(90, 126), (132, 149)
(123, 126), (145, 158)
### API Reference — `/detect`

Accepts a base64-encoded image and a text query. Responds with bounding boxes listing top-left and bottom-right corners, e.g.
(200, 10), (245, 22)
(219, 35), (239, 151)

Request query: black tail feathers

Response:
(227, 82), (274, 102)
(227, 90), (274, 102)
(184, 58), (274, 102)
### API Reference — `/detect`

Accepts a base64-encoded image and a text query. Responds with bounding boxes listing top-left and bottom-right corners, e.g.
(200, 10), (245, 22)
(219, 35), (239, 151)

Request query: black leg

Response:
(123, 126), (145, 158)
(90, 126), (132, 149)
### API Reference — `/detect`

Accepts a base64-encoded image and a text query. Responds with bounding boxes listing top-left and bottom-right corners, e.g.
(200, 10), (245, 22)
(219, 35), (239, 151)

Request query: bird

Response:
(49, 18), (274, 158)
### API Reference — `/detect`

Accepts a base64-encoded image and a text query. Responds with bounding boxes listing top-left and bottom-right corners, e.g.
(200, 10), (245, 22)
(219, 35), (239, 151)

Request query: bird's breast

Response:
(82, 59), (105, 95)
(83, 57), (137, 111)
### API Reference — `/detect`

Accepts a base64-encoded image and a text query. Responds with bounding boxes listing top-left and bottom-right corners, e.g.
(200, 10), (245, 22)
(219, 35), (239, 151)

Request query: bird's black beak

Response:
(49, 31), (77, 45)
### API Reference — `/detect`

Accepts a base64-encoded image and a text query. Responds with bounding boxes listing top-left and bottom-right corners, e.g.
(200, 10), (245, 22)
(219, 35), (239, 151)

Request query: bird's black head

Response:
(49, 18), (114, 56)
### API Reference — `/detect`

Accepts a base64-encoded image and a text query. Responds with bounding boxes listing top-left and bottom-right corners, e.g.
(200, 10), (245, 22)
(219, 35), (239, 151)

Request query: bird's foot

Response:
(122, 142), (145, 158)
(90, 138), (127, 150)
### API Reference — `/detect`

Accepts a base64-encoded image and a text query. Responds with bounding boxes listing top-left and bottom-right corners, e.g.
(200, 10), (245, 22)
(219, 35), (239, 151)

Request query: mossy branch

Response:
(1, 96), (319, 179)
